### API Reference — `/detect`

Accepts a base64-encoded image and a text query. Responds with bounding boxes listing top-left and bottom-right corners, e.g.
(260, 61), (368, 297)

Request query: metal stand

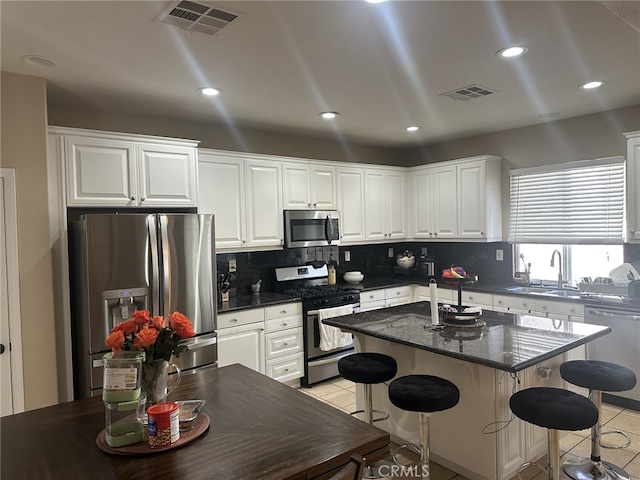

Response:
(563, 390), (630, 480)
(516, 429), (560, 480)
(357, 384), (394, 479)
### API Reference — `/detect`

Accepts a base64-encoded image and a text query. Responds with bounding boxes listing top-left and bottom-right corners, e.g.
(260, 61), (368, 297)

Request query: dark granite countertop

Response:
(217, 292), (300, 313)
(322, 301), (611, 373)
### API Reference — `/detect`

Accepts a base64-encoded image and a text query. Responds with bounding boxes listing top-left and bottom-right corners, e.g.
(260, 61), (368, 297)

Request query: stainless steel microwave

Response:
(284, 210), (341, 248)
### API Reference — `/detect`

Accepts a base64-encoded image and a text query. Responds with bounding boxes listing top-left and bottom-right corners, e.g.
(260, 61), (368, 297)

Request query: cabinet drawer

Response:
(217, 308), (264, 329)
(493, 294), (532, 312)
(265, 315), (303, 333)
(385, 286), (412, 299)
(360, 300), (386, 312)
(461, 291), (493, 307)
(264, 302), (302, 320)
(361, 289), (385, 303)
(534, 299), (584, 317)
(266, 328), (303, 359)
(386, 296), (411, 307)
(266, 353), (304, 383)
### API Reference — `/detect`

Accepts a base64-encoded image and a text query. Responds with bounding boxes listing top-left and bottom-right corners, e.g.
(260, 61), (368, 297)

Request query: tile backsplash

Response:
(218, 242), (640, 296)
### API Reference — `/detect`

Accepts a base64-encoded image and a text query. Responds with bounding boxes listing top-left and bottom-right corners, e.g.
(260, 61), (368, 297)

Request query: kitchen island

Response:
(1, 364), (389, 480)
(323, 302), (611, 480)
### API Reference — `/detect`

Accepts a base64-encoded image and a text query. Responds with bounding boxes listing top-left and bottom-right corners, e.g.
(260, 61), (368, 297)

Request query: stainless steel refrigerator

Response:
(69, 213), (217, 399)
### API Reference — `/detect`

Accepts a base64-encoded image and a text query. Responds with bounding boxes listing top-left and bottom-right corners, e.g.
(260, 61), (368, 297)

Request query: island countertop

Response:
(322, 301), (611, 372)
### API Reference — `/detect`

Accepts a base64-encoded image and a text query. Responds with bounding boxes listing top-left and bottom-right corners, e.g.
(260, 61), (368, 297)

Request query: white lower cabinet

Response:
(360, 289), (386, 312)
(384, 286), (413, 307)
(216, 321), (265, 374)
(264, 303), (304, 383)
(217, 302), (303, 383)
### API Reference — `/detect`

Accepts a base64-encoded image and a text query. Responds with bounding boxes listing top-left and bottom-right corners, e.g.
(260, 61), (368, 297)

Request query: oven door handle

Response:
(309, 353), (353, 367)
(587, 309), (640, 321)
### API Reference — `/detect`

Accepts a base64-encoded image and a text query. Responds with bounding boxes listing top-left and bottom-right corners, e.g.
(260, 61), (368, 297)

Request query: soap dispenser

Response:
(327, 263), (337, 285)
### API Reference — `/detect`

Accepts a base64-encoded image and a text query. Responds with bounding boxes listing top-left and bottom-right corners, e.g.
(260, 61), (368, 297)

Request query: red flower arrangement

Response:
(105, 310), (195, 362)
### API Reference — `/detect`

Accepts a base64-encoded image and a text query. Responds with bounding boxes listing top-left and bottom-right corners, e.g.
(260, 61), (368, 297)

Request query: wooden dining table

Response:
(1, 363), (389, 480)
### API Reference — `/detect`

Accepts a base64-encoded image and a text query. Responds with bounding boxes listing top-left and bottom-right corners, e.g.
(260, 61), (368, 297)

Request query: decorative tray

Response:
(440, 275), (478, 287)
(96, 413), (210, 455)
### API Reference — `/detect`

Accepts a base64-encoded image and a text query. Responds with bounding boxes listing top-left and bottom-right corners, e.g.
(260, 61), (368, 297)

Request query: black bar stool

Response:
(560, 360), (637, 480)
(338, 352), (397, 479)
(388, 374), (460, 480)
(510, 387), (598, 480)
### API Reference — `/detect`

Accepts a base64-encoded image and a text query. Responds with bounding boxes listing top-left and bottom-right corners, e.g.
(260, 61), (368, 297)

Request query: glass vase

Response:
(140, 359), (182, 407)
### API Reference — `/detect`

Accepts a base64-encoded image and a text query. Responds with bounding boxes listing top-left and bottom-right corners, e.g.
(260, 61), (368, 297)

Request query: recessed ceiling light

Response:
(496, 46), (528, 58)
(579, 81), (605, 90)
(406, 126), (420, 132)
(198, 87), (222, 96)
(21, 55), (57, 68)
(320, 112), (339, 119)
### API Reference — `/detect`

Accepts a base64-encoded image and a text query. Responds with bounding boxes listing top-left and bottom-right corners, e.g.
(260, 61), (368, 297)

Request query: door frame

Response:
(1, 168), (25, 414)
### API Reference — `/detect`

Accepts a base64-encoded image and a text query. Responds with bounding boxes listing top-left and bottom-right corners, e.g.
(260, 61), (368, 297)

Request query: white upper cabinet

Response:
(364, 168), (406, 241)
(198, 150), (283, 250)
(625, 131), (640, 242)
(198, 152), (246, 249)
(408, 155), (502, 242)
(432, 164), (458, 239)
(336, 167), (366, 244)
(245, 159), (283, 248)
(54, 127), (198, 207)
(457, 157), (502, 241)
(282, 162), (336, 210)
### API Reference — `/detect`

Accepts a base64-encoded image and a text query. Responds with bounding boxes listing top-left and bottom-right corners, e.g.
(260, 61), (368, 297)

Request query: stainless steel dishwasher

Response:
(585, 304), (640, 411)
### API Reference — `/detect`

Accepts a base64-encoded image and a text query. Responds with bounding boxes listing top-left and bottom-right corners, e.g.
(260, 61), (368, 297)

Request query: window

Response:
(509, 156), (625, 244)
(515, 244), (624, 286)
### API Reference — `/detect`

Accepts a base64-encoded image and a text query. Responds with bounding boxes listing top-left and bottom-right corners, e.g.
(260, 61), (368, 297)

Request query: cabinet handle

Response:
(284, 368), (289, 372)
(283, 342), (288, 346)
(468, 295), (474, 300)
(307, 203), (311, 208)
(542, 305), (547, 310)
(497, 300), (503, 304)
(282, 322), (288, 326)
(369, 295), (374, 299)
(130, 196), (135, 201)
(140, 197), (146, 201)
(230, 318), (238, 323)
(242, 240), (246, 244)
(570, 308), (575, 313)
(280, 310), (287, 314)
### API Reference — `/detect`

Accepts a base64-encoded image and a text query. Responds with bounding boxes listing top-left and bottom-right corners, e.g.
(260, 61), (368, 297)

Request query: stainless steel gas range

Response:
(275, 265), (360, 386)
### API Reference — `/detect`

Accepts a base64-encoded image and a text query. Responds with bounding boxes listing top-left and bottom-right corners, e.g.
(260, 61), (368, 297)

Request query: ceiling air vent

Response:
(158, 1), (241, 36)
(440, 84), (497, 102)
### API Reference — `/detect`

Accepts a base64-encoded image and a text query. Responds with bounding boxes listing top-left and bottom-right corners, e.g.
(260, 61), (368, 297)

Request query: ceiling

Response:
(2, 1), (639, 148)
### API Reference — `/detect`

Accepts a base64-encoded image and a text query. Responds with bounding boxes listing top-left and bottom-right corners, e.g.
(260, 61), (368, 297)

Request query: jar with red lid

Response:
(147, 402), (180, 447)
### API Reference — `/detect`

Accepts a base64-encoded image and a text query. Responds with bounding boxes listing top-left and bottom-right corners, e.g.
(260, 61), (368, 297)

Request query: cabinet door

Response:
(217, 323), (265, 374)
(412, 168), (435, 239)
(432, 165), (457, 239)
(65, 135), (136, 206)
(336, 167), (366, 244)
(386, 170), (406, 239)
(245, 160), (283, 247)
(198, 154), (246, 249)
(457, 161), (486, 239)
(282, 163), (310, 209)
(627, 133), (640, 241)
(309, 165), (337, 210)
(364, 169), (386, 241)
(137, 144), (197, 206)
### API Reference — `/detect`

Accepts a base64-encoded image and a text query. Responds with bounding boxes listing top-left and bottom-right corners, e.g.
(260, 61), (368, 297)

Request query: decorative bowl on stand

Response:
(343, 271), (364, 284)
(396, 256), (415, 269)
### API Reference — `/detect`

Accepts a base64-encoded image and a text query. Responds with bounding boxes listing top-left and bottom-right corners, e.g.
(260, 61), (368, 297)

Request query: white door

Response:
(336, 167), (366, 244)
(432, 165), (458, 239)
(198, 153), (246, 249)
(217, 323), (265, 374)
(282, 163), (310, 209)
(412, 168), (435, 239)
(364, 169), (386, 241)
(457, 161), (486, 239)
(137, 144), (197, 206)
(386, 170), (406, 240)
(0, 169), (24, 416)
(309, 165), (337, 210)
(245, 160), (283, 247)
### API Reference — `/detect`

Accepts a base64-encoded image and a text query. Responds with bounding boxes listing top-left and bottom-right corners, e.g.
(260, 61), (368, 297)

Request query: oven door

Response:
(303, 304), (358, 386)
(284, 210), (340, 248)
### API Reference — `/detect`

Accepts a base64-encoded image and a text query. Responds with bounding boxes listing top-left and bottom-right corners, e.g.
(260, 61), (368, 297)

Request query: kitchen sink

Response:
(505, 286), (580, 297)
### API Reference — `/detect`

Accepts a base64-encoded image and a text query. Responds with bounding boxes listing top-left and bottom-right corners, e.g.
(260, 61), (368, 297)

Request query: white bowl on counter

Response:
(396, 256), (415, 269)
(343, 271), (364, 284)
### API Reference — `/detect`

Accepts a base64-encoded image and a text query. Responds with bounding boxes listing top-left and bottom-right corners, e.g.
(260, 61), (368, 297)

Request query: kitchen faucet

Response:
(550, 250), (563, 288)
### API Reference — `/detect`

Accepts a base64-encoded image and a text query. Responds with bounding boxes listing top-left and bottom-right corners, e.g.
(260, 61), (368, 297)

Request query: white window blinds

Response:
(509, 156), (625, 244)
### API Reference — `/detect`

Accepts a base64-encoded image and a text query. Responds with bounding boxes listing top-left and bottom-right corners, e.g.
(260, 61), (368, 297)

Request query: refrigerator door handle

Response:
(147, 215), (160, 315)
(159, 214), (171, 316)
(186, 334), (218, 350)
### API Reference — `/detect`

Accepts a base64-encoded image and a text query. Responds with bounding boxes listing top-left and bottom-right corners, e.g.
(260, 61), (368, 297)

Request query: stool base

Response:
(600, 429), (632, 450)
(361, 459), (396, 479)
(348, 408), (389, 423)
(563, 458), (630, 480)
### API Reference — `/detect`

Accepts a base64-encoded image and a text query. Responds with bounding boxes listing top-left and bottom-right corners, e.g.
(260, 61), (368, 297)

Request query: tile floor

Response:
(299, 378), (640, 480)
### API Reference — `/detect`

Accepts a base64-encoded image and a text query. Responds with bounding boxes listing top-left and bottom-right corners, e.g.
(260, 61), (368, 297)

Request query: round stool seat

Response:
(338, 353), (397, 385)
(510, 387), (598, 431)
(389, 375), (460, 413)
(560, 360), (637, 392)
